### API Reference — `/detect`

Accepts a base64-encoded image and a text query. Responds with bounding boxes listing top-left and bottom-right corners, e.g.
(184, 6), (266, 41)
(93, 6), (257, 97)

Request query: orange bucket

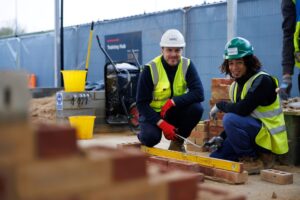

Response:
(28, 74), (37, 88)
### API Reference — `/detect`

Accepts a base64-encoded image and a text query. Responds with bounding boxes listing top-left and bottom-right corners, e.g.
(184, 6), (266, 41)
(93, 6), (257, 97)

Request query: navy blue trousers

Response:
(137, 103), (203, 147)
(210, 113), (269, 161)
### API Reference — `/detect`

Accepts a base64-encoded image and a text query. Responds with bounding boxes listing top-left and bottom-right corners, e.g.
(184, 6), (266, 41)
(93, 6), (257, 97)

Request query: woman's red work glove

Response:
(157, 120), (177, 141)
(160, 99), (175, 118)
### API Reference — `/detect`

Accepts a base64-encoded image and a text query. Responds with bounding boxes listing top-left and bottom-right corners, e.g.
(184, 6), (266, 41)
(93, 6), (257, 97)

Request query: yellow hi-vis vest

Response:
(147, 55), (190, 112)
(293, 0), (300, 68)
(229, 71), (289, 154)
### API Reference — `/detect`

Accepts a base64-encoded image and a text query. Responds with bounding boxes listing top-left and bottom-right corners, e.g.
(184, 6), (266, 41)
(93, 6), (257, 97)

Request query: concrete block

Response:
(0, 71), (30, 122)
(36, 123), (79, 159)
(260, 169), (293, 185)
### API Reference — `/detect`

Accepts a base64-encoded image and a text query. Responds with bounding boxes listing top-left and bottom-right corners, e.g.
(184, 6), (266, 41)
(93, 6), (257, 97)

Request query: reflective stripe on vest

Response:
(147, 55), (189, 112)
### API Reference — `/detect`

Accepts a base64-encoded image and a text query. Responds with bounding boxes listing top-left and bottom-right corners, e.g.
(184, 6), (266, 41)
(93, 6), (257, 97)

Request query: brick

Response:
(211, 78), (234, 87)
(260, 169), (293, 185)
(211, 85), (231, 100)
(190, 131), (208, 140)
(0, 123), (35, 165)
(168, 159), (201, 173)
(198, 165), (215, 176)
(116, 142), (142, 150)
(36, 123), (79, 159)
(84, 146), (147, 182)
(186, 144), (205, 152)
(150, 171), (198, 200)
(148, 156), (169, 168)
(195, 122), (209, 132)
(209, 125), (224, 137)
(15, 156), (113, 199)
(213, 168), (248, 184)
(0, 164), (18, 200)
(85, 179), (153, 200)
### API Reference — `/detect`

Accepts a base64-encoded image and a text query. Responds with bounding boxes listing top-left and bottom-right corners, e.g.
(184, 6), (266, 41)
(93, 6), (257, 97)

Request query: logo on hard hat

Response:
(227, 47), (238, 56)
(169, 37), (177, 41)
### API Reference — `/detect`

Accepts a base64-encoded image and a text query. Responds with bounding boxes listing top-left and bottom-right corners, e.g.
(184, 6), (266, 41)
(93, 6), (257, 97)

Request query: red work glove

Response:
(158, 120), (177, 141)
(160, 99), (175, 118)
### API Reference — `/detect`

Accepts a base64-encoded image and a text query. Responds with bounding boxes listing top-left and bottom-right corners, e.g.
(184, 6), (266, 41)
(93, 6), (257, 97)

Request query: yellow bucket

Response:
(69, 116), (96, 139)
(61, 70), (87, 92)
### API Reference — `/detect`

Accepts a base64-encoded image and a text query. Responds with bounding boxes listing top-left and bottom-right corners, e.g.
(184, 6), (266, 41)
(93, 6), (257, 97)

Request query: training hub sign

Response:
(104, 31), (142, 64)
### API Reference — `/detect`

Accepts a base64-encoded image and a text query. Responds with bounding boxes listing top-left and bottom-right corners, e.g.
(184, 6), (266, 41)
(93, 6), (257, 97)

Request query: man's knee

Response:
(138, 129), (161, 147)
(189, 103), (204, 118)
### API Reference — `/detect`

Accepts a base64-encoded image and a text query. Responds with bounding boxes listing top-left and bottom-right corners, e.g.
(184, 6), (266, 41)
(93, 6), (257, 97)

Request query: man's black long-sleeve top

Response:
(216, 71), (277, 116)
(136, 56), (204, 125)
(282, 0), (296, 75)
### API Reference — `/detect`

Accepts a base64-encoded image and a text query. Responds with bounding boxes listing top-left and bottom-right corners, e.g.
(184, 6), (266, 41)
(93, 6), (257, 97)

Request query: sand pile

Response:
(29, 96), (56, 123)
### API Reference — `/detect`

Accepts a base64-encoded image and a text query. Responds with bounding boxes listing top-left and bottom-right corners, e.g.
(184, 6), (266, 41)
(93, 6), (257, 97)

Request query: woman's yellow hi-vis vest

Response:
(147, 55), (190, 112)
(229, 71), (289, 154)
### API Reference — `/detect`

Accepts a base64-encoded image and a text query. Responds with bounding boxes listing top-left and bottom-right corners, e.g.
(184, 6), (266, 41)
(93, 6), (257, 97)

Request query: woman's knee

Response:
(223, 113), (240, 129)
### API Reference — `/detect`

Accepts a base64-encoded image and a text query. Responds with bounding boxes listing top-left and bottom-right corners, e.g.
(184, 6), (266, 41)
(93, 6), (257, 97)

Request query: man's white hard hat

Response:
(160, 29), (186, 48)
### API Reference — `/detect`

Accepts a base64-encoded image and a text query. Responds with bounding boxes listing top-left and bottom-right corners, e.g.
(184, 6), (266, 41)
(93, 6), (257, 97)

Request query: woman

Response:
(209, 37), (289, 174)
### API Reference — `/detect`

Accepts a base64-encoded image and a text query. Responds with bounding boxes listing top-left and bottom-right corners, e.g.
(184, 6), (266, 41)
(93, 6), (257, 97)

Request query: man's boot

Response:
(239, 157), (264, 175)
(168, 138), (186, 152)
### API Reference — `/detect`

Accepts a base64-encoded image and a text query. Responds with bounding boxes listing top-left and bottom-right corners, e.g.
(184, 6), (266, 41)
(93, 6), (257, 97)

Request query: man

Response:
(136, 29), (204, 152)
(209, 37), (289, 174)
(280, 0), (300, 99)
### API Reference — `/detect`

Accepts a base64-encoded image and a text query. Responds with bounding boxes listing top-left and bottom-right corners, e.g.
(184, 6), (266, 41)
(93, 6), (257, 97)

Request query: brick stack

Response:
(186, 120), (209, 152)
(186, 78), (233, 153)
(208, 78), (233, 139)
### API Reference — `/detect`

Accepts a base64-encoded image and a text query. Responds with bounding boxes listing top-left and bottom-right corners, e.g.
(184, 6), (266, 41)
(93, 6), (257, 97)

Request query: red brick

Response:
(211, 78), (234, 87)
(260, 169), (293, 185)
(168, 173), (199, 200)
(112, 149), (147, 182)
(36, 123), (79, 159)
(213, 168), (248, 184)
(209, 125), (224, 137)
(148, 156), (169, 168)
(198, 165), (214, 176)
(211, 85), (231, 100)
(84, 146), (147, 182)
(168, 159), (200, 173)
(117, 142), (142, 150)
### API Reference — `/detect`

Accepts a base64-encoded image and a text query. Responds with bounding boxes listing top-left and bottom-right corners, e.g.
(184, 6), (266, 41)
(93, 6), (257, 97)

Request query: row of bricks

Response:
(0, 123), (79, 165)
(0, 125), (201, 200)
(148, 156), (248, 184)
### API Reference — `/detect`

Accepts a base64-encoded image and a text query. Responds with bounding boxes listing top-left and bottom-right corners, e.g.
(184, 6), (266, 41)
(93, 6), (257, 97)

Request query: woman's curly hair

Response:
(219, 55), (262, 78)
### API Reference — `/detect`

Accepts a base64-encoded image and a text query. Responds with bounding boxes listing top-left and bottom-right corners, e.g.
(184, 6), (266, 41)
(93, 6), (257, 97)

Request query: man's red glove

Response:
(158, 120), (177, 141)
(160, 99), (175, 118)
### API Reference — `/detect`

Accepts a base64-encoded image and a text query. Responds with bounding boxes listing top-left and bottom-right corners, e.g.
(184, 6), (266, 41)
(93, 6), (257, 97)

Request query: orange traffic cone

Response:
(28, 74), (37, 88)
